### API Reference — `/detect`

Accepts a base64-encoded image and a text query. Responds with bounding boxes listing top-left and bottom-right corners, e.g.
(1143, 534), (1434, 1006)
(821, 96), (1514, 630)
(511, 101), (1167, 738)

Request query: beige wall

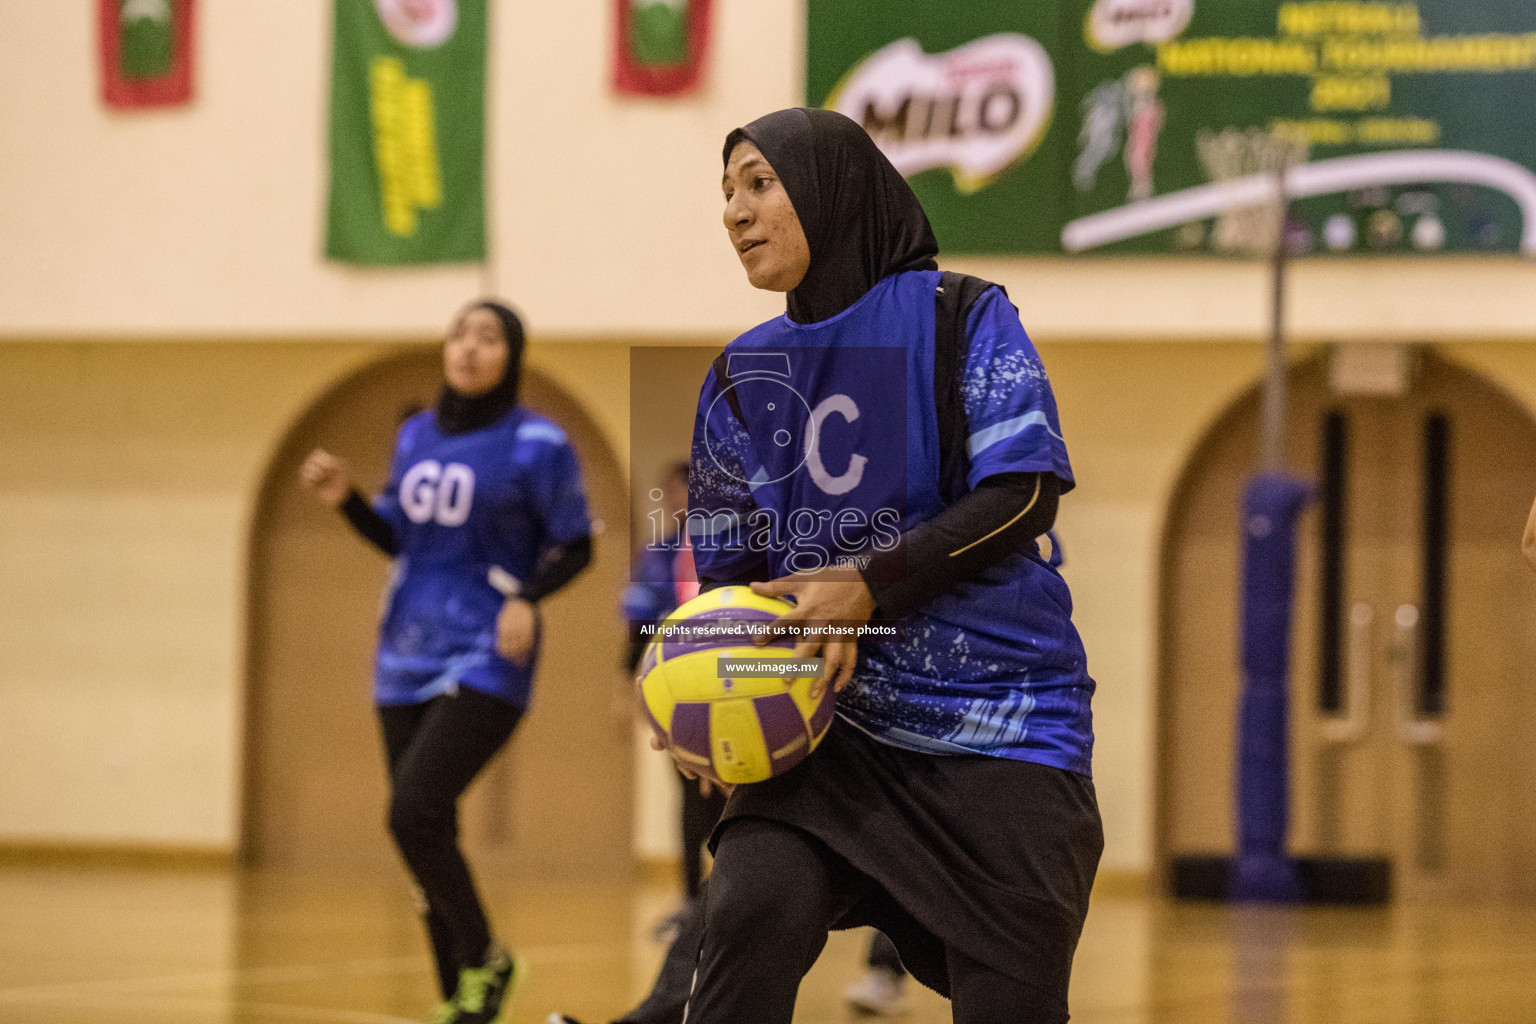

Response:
(1041, 342), (1272, 870)
(0, 339), (630, 853)
(4, 339), (1534, 874)
(0, 342), (386, 848)
(4, 1), (1536, 874)
(0, 1), (789, 338)
(3, 4), (1536, 342)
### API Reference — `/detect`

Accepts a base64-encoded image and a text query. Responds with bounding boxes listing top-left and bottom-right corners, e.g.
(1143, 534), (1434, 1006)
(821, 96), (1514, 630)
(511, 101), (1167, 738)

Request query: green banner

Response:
(326, 0), (486, 265)
(808, 1), (1069, 253)
(120, 0), (175, 79)
(808, 1), (1536, 257)
(631, 1), (689, 66)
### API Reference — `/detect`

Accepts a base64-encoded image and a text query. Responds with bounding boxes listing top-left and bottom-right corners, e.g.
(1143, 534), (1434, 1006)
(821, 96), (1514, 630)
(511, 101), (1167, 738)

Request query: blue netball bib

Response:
(371, 408), (591, 708)
(689, 270), (1094, 775)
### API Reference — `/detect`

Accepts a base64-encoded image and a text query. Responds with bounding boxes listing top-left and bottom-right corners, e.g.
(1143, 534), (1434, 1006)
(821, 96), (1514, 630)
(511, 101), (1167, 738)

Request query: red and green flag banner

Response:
(614, 0), (712, 96)
(98, 0), (194, 109)
(326, 0), (486, 265)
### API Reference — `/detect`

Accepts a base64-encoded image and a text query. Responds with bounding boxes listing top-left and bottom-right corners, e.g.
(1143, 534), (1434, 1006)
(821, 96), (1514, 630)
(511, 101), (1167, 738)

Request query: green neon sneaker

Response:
(428, 999), (461, 1024)
(452, 943), (526, 1024)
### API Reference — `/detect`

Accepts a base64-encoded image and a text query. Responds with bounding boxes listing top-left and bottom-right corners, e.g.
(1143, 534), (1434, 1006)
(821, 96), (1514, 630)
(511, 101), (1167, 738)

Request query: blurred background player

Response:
(300, 299), (593, 1024)
(621, 461), (727, 926)
(842, 932), (910, 1015)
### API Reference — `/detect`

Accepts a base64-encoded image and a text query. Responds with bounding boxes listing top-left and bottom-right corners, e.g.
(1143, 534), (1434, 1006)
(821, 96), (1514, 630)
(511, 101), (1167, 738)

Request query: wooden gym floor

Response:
(1, 862), (1534, 1023)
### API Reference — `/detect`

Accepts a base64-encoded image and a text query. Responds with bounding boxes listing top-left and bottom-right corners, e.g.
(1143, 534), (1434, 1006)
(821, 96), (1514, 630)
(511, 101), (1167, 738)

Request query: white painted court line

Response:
(0, 956), (423, 1002)
(1, 990), (423, 1024)
(0, 942), (628, 1004)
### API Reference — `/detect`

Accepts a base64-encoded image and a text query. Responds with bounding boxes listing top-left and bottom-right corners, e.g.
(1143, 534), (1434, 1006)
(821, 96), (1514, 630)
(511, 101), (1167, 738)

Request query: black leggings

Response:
(679, 772), (728, 900)
(378, 687), (522, 998)
(687, 818), (1068, 1024)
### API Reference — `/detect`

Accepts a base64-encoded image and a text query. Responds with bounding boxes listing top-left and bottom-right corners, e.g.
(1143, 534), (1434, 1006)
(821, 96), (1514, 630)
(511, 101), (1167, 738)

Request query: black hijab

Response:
(723, 107), (939, 324)
(435, 300), (526, 436)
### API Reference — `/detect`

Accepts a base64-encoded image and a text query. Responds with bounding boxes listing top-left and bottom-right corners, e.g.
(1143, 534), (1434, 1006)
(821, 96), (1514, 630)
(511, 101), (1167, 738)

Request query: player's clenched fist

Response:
(299, 448), (352, 507)
(495, 597), (537, 666)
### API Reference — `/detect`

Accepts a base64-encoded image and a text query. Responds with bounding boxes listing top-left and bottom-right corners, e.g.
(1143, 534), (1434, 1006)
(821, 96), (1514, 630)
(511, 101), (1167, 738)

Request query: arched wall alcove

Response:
(1155, 348), (1536, 898)
(241, 348), (633, 877)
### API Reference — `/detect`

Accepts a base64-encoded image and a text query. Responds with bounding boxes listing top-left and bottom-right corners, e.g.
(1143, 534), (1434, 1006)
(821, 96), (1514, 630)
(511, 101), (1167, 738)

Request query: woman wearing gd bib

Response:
(301, 300), (593, 1024)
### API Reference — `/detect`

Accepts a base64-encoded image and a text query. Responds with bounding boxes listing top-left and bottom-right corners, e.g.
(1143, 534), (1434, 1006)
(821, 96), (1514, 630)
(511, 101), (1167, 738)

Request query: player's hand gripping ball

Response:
(639, 586), (836, 786)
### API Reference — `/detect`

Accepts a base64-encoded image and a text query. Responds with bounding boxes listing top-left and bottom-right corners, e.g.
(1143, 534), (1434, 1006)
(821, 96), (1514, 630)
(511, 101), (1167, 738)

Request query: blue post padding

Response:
(1232, 473), (1315, 901)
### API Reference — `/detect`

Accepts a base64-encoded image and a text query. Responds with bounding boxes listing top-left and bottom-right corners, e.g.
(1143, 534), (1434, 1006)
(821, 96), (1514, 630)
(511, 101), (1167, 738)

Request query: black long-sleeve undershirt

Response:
(859, 471), (1058, 619)
(521, 535), (593, 602)
(337, 487), (592, 602)
(697, 471), (1059, 618)
(341, 490), (400, 557)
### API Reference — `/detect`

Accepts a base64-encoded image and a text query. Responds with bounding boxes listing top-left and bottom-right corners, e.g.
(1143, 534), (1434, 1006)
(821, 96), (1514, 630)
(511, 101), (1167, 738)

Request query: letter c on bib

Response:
(805, 394), (867, 496)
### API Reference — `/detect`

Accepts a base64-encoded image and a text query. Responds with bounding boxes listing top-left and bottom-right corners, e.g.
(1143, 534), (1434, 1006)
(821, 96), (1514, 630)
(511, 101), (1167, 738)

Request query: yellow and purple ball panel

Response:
(638, 586), (836, 785)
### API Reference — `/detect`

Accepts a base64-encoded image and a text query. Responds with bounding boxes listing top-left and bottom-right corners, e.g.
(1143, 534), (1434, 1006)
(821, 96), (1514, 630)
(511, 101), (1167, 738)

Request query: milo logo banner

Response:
(326, 0), (486, 265)
(809, 0), (1536, 256)
(810, 2), (1068, 252)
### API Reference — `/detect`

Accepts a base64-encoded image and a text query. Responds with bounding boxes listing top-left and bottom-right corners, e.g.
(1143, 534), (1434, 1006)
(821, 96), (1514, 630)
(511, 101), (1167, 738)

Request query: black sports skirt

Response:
(710, 718), (1103, 998)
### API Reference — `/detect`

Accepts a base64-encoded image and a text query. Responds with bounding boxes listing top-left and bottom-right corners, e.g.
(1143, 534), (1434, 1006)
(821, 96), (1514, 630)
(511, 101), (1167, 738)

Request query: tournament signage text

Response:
(808, 0), (1536, 256)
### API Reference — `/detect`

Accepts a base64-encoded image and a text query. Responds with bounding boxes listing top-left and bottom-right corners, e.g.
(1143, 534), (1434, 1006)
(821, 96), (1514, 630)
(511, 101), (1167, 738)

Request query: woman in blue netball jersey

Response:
(669, 109), (1103, 1023)
(301, 300), (592, 1024)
